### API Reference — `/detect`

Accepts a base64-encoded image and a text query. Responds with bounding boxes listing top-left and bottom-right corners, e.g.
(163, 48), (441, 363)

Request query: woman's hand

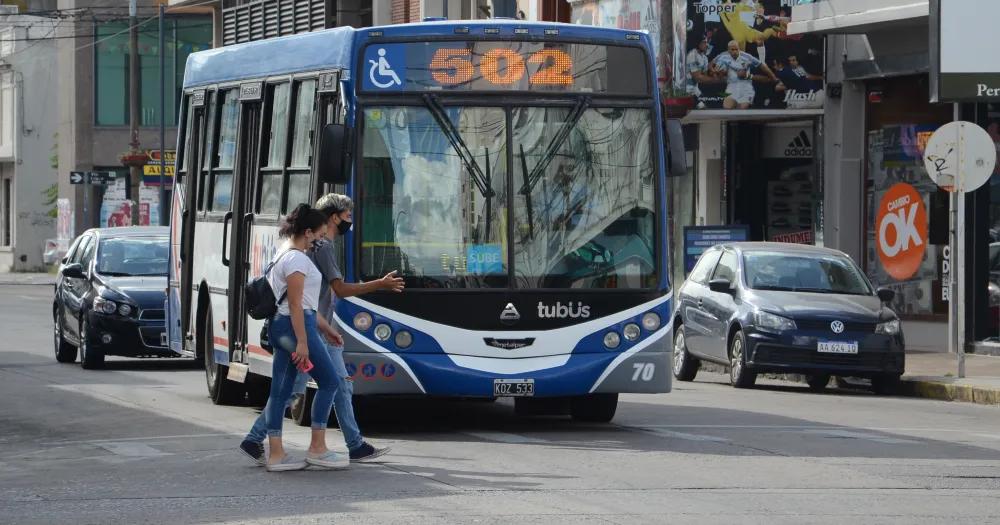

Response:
(293, 341), (309, 366)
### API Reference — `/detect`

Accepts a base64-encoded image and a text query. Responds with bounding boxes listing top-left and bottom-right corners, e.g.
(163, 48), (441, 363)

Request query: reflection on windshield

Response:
(96, 237), (169, 277)
(512, 107), (657, 289)
(361, 106), (508, 288)
(743, 252), (872, 295)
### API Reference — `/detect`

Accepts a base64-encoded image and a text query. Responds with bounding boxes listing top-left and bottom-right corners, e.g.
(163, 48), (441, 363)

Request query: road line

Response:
(640, 428), (731, 443)
(804, 429), (919, 445)
(41, 432), (238, 446)
(464, 431), (548, 444)
(98, 442), (170, 457)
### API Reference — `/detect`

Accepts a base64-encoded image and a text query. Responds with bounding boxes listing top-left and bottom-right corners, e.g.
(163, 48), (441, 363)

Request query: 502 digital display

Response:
(361, 41), (649, 95)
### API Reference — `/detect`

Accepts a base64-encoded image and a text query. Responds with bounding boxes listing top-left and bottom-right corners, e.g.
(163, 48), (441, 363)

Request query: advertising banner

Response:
(56, 198), (73, 241)
(933, 0), (1000, 101)
(683, 225), (750, 273)
(684, 0), (824, 110)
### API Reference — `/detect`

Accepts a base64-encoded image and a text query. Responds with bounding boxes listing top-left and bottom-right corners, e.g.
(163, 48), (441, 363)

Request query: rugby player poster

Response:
(684, 0), (824, 110)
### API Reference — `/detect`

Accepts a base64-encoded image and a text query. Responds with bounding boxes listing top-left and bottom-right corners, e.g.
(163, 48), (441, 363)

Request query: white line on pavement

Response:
(639, 428), (731, 443)
(98, 442), (170, 457)
(464, 431), (549, 444)
(41, 432), (239, 446)
(803, 429), (919, 445)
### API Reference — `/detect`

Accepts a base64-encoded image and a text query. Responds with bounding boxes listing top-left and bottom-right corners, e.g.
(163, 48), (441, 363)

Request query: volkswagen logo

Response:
(830, 320), (845, 334)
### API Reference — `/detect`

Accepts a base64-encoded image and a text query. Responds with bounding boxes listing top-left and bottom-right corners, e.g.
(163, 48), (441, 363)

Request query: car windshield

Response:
(743, 251), (872, 295)
(359, 104), (657, 289)
(96, 236), (168, 277)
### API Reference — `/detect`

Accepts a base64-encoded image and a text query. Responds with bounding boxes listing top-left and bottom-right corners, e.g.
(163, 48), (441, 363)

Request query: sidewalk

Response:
(901, 351), (1000, 406)
(0, 272), (56, 286)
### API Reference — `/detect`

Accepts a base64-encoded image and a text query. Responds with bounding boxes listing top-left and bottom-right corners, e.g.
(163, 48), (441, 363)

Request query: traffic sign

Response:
(89, 171), (117, 185)
(69, 171), (86, 185)
(922, 121), (996, 193)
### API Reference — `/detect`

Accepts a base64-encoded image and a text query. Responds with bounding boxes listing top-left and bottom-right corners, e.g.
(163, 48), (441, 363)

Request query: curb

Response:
(898, 378), (1000, 406)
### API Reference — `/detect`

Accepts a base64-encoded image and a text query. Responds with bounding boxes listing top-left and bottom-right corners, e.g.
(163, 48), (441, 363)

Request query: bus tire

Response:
(570, 393), (618, 423)
(291, 389), (314, 427)
(203, 308), (243, 406)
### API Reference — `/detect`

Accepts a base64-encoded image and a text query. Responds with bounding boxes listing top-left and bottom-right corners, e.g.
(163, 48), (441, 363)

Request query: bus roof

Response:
(182, 21), (652, 89)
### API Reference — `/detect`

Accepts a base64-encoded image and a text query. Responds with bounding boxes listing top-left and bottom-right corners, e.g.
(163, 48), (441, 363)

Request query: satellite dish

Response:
(923, 121), (997, 193)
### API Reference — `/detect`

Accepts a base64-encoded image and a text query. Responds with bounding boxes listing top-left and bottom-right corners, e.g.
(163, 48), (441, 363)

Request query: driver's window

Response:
(71, 236), (92, 265)
(689, 249), (721, 284)
(712, 251), (738, 284)
(79, 237), (98, 269)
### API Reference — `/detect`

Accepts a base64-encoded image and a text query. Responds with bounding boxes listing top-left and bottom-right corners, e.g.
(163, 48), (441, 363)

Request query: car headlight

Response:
(753, 310), (796, 333)
(623, 323), (641, 342)
(118, 303), (133, 317)
(93, 297), (117, 314)
(353, 312), (373, 332)
(876, 319), (901, 335)
(373, 323), (392, 342)
(394, 330), (413, 349)
(641, 312), (661, 331)
(603, 331), (621, 349)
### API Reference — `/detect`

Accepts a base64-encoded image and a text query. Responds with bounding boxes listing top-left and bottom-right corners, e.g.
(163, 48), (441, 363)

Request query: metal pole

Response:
(951, 104), (965, 378)
(158, 5), (166, 226)
(128, 0), (141, 226)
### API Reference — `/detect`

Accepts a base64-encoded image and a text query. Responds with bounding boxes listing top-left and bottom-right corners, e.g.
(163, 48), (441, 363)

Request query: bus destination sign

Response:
(361, 41), (649, 95)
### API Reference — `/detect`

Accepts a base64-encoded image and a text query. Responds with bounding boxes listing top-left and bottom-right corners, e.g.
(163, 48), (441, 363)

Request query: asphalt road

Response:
(2, 284), (999, 524)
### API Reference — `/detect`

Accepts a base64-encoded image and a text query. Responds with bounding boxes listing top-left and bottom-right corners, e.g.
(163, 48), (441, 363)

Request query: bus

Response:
(167, 20), (686, 423)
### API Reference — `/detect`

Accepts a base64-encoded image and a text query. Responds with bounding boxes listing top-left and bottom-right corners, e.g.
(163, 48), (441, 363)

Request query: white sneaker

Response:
(305, 450), (350, 470)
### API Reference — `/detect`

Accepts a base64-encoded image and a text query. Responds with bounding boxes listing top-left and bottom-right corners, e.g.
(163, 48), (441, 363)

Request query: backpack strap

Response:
(266, 249), (297, 306)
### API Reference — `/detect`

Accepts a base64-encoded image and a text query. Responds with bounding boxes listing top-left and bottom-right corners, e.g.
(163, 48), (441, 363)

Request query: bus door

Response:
(227, 82), (265, 366)
(177, 90), (206, 352)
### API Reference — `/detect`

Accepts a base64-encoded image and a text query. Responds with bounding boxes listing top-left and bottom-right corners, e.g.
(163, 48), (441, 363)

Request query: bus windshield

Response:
(360, 103), (657, 289)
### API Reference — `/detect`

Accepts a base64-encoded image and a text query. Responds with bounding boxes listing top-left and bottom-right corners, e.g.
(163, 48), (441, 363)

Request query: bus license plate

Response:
(494, 379), (534, 397)
(817, 341), (858, 354)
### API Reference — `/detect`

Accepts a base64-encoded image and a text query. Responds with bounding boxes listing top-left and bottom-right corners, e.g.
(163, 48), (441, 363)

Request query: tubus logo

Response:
(537, 302), (591, 319)
(876, 183), (927, 281)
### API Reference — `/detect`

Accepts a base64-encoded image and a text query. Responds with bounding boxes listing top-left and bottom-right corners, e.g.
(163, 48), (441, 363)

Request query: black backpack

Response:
(245, 250), (294, 321)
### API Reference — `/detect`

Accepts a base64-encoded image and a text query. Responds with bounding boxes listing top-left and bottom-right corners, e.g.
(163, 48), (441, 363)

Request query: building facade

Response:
(0, 11), (59, 271)
(790, 0), (999, 352)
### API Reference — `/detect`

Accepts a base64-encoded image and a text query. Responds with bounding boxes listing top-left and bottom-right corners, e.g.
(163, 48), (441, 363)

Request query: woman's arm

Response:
(285, 272), (309, 364)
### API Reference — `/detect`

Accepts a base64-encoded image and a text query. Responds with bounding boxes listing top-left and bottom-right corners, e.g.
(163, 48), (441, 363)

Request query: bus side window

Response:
(258, 82), (291, 215)
(208, 89), (239, 212)
(285, 79), (317, 212)
(198, 90), (217, 212)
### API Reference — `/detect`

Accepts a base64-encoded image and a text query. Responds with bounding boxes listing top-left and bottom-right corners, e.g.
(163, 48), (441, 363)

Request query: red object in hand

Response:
(292, 352), (314, 373)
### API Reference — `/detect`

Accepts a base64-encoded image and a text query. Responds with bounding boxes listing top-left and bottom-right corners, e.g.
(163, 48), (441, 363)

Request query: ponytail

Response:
(278, 203), (327, 238)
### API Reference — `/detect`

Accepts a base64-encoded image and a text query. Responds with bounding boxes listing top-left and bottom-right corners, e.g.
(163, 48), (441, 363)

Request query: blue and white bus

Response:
(167, 20), (685, 422)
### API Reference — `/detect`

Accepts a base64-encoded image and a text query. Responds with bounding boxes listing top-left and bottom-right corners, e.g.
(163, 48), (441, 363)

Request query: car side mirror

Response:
(708, 278), (733, 293)
(318, 123), (347, 185)
(62, 263), (85, 279)
(876, 287), (895, 303)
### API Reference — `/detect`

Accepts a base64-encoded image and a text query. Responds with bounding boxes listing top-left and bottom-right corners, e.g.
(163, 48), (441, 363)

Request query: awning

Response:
(788, 0), (928, 35)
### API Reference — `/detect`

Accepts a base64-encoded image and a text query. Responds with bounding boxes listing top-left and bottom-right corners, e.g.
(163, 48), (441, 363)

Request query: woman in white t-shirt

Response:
(260, 204), (349, 472)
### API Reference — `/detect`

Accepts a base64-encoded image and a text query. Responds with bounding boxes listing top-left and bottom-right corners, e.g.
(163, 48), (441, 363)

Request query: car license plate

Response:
(817, 341), (858, 354)
(494, 379), (534, 397)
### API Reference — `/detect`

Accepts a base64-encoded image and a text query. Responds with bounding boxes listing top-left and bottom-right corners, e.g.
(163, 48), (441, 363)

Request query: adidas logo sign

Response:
(784, 130), (813, 158)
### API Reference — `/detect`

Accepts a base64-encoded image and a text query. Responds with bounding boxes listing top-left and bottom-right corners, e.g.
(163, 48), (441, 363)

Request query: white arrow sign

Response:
(69, 171), (86, 185)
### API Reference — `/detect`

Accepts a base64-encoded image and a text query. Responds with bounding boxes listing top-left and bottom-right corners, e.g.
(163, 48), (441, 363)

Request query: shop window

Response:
(94, 17), (212, 127)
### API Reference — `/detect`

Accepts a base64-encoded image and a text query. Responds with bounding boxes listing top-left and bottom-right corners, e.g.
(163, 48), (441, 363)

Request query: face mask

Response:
(337, 219), (353, 235)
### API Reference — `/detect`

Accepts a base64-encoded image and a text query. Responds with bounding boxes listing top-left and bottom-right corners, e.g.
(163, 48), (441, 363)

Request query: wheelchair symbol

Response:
(369, 48), (402, 89)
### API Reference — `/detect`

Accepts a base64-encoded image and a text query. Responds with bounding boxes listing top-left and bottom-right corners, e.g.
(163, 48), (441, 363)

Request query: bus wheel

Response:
(203, 309), (243, 406)
(291, 389), (314, 427)
(570, 393), (618, 423)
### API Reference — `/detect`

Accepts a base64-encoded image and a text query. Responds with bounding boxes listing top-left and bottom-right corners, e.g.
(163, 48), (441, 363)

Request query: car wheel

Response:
(806, 374), (830, 392)
(53, 310), (77, 363)
(728, 330), (756, 389)
(203, 309), (243, 406)
(291, 389), (315, 427)
(570, 393), (618, 423)
(79, 317), (105, 370)
(672, 325), (699, 382)
(871, 374), (901, 396)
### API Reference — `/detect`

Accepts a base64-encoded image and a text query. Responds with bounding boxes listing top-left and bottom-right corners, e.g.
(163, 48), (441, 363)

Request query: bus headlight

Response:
(373, 323), (392, 342)
(603, 331), (621, 349)
(641, 312), (661, 331)
(394, 330), (413, 349)
(353, 312), (373, 332)
(623, 323), (641, 342)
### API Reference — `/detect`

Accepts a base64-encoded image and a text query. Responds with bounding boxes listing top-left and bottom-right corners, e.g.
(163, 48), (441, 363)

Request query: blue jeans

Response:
(246, 328), (363, 449)
(262, 311), (337, 436)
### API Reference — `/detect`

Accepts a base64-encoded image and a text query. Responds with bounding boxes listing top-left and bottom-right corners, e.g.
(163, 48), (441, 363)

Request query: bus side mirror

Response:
(665, 119), (686, 178)
(318, 123), (348, 185)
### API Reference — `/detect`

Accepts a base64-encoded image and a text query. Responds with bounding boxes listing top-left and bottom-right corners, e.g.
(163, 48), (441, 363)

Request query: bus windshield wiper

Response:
(519, 96), (590, 196)
(421, 94), (495, 200)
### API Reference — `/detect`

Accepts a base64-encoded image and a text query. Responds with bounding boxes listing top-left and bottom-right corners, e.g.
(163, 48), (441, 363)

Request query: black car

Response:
(53, 227), (173, 369)
(672, 242), (905, 394)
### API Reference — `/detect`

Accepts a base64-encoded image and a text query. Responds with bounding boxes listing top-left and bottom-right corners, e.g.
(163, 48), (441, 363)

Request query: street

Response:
(2, 283), (1000, 524)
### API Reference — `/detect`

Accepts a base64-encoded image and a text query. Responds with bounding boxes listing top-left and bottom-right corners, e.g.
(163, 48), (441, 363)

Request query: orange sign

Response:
(876, 183), (928, 280)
